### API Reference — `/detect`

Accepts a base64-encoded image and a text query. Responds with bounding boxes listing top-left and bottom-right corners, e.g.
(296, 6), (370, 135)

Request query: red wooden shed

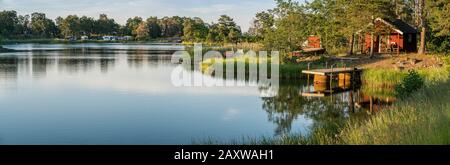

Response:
(359, 18), (418, 54)
(307, 36), (321, 48)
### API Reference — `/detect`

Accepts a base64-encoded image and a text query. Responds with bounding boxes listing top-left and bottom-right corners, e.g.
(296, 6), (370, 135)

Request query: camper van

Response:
(102, 36), (116, 41)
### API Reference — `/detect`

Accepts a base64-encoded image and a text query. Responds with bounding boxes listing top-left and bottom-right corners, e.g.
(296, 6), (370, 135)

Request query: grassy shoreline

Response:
(200, 79), (450, 145)
(299, 80), (448, 145)
(199, 57), (313, 79)
(200, 56), (450, 145)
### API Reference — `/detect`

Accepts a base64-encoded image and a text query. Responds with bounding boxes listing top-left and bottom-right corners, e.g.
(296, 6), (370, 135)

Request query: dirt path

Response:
(328, 54), (445, 70)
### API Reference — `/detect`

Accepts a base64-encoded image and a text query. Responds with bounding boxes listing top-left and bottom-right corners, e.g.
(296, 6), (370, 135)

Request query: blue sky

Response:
(0, 0), (279, 31)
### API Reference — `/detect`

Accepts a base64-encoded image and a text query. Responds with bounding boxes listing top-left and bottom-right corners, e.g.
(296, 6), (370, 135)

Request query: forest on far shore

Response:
(0, 0), (448, 54)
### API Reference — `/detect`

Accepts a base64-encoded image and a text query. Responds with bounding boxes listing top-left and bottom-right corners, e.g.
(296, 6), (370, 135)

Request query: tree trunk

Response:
(418, 0), (426, 54)
(348, 34), (354, 55)
(419, 27), (426, 54)
(370, 33), (374, 58)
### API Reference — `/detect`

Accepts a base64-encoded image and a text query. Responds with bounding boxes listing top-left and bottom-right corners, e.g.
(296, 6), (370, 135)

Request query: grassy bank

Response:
(338, 81), (450, 144)
(208, 79), (450, 145)
(289, 57), (449, 144)
(362, 66), (449, 87)
(199, 55), (325, 79)
(263, 56), (450, 145)
(200, 55), (450, 145)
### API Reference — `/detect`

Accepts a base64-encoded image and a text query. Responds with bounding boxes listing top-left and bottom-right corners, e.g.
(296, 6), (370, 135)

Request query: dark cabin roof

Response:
(377, 18), (418, 34)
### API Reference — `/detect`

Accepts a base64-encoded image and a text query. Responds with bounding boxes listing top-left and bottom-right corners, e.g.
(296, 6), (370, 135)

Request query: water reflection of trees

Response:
(0, 58), (19, 86)
(259, 81), (369, 136)
(0, 50), (179, 80)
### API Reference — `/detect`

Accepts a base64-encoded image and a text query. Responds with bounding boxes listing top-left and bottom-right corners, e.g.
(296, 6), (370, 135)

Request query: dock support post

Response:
(307, 62), (311, 92)
(330, 64), (336, 101)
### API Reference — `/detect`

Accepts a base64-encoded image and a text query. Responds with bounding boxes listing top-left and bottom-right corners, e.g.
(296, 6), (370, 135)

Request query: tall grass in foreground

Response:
(203, 81), (450, 145)
(198, 58), (450, 145)
(339, 81), (450, 144)
(335, 56), (450, 144)
(362, 67), (449, 87)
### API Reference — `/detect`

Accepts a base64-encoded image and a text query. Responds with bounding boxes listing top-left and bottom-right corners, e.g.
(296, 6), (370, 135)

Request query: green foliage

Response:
(427, 0), (450, 37)
(255, 0), (399, 53)
(146, 17), (161, 38)
(263, 11), (308, 51)
(395, 70), (424, 98)
(134, 22), (150, 40)
(426, 0), (450, 53)
(59, 15), (81, 37)
(0, 10), (19, 37)
(157, 16), (183, 37)
(249, 0), (447, 55)
(124, 16), (143, 37)
(30, 12), (58, 37)
(248, 11), (274, 41)
(427, 35), (450, 54)
(215, 15), (242, 43)
(183, 17), (208, 42)
(57, 14), (119, 38)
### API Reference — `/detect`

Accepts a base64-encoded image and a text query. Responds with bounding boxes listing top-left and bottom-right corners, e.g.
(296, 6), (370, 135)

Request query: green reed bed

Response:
(199, 56), (325, 79)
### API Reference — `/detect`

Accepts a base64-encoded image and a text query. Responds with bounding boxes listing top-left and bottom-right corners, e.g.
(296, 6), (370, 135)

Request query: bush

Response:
(395, 70), (424, 98)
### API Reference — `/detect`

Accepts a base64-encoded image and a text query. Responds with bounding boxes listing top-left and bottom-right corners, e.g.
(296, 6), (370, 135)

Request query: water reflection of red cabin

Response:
(359, 18), (418, 54)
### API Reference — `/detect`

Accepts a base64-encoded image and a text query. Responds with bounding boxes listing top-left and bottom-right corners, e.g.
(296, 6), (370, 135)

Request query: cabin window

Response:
(408, 34), (412, 43)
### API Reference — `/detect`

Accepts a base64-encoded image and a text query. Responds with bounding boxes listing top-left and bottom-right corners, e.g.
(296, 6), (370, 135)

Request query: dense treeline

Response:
(0, 11), (58, 38)
(248, 0), (449, 53)
(0, 0), (448, 53)
(0, 11), (242, 43)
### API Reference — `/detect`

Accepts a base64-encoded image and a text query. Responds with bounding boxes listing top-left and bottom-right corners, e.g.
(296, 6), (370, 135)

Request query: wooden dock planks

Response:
(302, 68), (362, 76)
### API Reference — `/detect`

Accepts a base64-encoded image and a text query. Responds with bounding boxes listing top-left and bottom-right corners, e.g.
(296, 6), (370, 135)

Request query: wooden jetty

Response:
(302, 67), (362, 76)
(302, 67), (362, 85)
(301, 67), (363, 97)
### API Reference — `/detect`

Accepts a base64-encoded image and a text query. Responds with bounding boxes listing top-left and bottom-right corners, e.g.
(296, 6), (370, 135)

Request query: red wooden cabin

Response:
(307, 36), (321, 48)
(359, 18), (418, 54)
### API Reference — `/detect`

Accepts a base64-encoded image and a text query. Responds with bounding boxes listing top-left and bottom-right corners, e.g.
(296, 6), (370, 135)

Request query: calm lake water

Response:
(0, 43), (391, 144)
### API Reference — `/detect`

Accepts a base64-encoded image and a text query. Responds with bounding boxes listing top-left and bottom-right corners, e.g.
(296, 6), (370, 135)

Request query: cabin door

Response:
(374, 35), (380, 53)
